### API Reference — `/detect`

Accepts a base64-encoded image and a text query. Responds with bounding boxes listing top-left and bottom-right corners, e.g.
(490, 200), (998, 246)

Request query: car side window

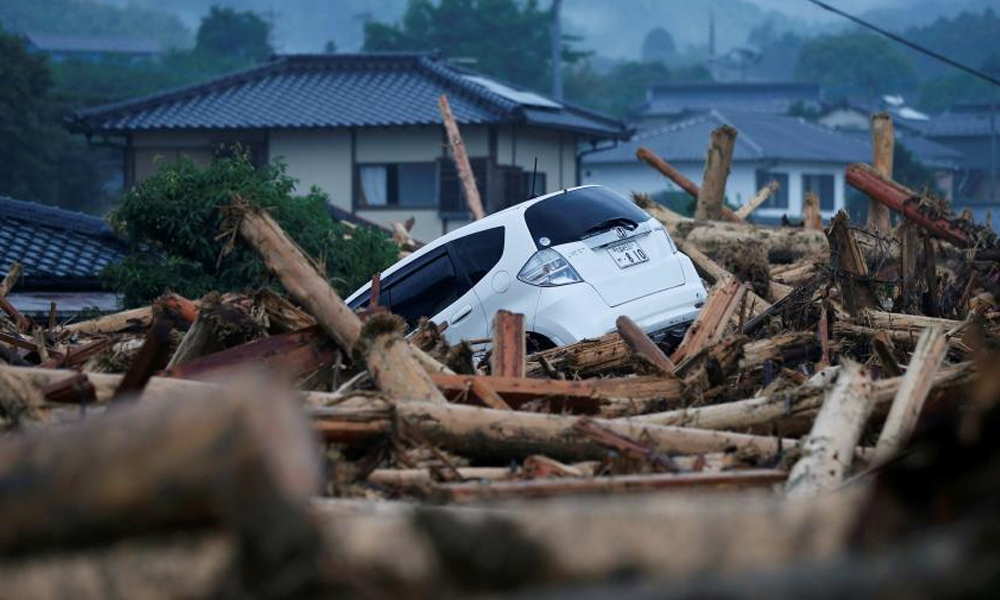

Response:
(449, 227), (505, 288)
(385, 251), (462, 326)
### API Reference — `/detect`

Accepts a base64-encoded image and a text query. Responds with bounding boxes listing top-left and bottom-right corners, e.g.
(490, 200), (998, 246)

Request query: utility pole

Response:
(991, 89), (997, 204)
(709, 8), (716, 57)
(551, 0), (563, 100)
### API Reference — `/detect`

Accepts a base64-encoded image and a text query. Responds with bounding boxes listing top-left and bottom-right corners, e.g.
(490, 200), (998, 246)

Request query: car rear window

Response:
(524, 187), (651, 248)
(449, 226), (505, 287)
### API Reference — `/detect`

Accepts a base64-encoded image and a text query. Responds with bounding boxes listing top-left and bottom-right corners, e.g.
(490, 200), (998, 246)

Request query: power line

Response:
(805, 0), (1000, 87)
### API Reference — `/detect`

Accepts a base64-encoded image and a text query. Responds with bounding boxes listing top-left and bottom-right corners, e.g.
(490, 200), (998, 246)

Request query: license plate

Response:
(607, 240), (648, 269)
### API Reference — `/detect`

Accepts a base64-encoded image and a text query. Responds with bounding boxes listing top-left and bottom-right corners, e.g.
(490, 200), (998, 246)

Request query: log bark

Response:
(435, 470), (787, 502)
(0, 380), (322, 560)
(671, 278), (745, 365)
(467, 377), (512, 411)
(634, 194), (828, 262)
(733, 180), (780, 221)
(615, 315), (675, 376)
(635, 147), (739, 222)
(111, 317), (174, 402)
(802, 192), (823, 230)
(60, 293), (195, 337)
(363, 316), (447, 404)
(873, 327), (949, 464)
(438, 94), (485, 220)
(827, 211), (877, 315)
(695, 125), (738, 221)
(491, 310), (526, 378)
(395, 401), (795, 462)
(859, 309), (962, 333)
(0, 261), (22, 301)
(526, 332), (631, 378)
(227, 198), (362, 352)
(846, 163), (972, 248)
(869, 112), (894, 234)
(785, 362), (873, 498)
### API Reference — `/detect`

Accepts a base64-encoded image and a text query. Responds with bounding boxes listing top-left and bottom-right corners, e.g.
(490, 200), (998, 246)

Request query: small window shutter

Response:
(438, 158), (490, 218)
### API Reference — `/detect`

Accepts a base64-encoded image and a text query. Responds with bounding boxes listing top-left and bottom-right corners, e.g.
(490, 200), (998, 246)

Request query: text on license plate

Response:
(607, 240), (649, 269)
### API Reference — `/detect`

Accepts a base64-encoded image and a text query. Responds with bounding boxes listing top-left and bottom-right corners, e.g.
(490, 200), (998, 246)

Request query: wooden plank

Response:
(491, 310), (526, 378)
(671, 278), (745, 365)
(438, 94), (485, 220)
(615, 315), (675, 376)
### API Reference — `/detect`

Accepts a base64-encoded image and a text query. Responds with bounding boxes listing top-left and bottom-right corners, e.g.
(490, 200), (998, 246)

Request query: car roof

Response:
(344, 184), (605, 303)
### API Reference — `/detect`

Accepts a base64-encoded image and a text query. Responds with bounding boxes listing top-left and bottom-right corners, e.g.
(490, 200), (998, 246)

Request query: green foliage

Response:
(105, 153), (399, 308)
(0, 0), (191, 49)
(363, 0), (584, 90)
(903, 9), (1000, 81)
(0, 24), (109, 212)
(794, 32), (917, 103)
(196, 6), (273, 63)
(564, 60), (711, 118)
(641, 27), (675, 64)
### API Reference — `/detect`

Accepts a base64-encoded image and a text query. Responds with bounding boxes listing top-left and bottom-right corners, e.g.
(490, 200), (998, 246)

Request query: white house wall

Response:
(269, 129), (352, 209)
(583, 160), (848, 220)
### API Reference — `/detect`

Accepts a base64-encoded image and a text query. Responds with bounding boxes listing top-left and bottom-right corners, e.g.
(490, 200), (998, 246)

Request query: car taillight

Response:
(517, 248), (583, 287)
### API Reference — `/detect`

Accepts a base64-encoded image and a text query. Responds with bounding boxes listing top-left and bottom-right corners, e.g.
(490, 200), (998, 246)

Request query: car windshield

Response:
(524, 187), (651, 248)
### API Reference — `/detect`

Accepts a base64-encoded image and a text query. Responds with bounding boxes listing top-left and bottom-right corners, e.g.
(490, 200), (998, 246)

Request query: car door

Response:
(382, 248), (487, 343)
(444, 227), (506, 344)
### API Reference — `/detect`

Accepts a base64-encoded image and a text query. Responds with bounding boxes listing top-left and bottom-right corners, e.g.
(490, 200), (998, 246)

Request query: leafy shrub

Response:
(105, 152), (399, 307)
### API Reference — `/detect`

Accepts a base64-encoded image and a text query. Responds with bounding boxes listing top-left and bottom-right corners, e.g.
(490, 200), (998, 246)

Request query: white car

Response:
(346, 185), (706, 351)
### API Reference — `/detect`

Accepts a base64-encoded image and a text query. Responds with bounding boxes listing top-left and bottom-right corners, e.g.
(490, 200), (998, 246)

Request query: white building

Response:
(583, 110), (873, 222)
(69, 53), (625, 242)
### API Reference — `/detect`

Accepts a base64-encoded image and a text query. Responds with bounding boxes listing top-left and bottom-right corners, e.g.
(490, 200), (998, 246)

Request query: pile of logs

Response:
(2, 113), (1000, 600)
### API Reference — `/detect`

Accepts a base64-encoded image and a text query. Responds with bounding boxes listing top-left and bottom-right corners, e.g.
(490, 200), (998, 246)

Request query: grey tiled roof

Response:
(919, 105), (998, 138)
(0, 197), (126, 287)
(584, 110), (872, 165)
(68, 53), (626, 139)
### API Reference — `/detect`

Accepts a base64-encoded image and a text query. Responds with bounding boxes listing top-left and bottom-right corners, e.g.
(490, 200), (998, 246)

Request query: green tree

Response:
(105, 153), (399, 307)
(196, 6), (273, 62)
(0, 24), (108, 212)
(794, 32), (917, 105)
(641, 27), (675, 64)
(363, 0), (584, 90)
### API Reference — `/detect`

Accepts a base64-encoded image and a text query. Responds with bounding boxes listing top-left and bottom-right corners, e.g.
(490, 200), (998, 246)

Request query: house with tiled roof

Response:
(0, 197), (126, 315)
(68, 53), (627, 242)
(582, 110), (872, 222)
(630, 81), (823, 128)
(914, 104), (999, 203)
(24, 32), (163, 63)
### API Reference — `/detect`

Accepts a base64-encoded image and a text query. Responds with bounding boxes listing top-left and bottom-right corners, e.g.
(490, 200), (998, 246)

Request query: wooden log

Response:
(923, 232), (940, 316)
(430, 372), (683, 414)
(733, 180), (780, 221)
(633, 194), (828, 262)
(0, 261), (22, 302)
(802, 192), (823, 230)
(166, 294), (262, 369)
(438, 94), (485, 220)
(162, 325), (337, 384)
(435, 470), (788, 502)
(899, 219), (919, 306)
(526, 332), (631, 378)
(0, 368), (48, 428)
(254, 288), (316, 333)
(615, 315), (675, 376)
(60, 293), (196, 337)
(872, 332), (903, 377)
(226, 197), (362, 352)
(394, 402), (795, 462)
(635, 147), (739, 222)
(1, 263), (33, 332)
(314, 489), (862, 594)
(491, 310), (526, 378)
(39, 337), (114, 369)
(873, 327), (949, 464)
(738, 331), (817, 371)
(846, 163), (971, 248)
(695, 125), (738, 221)
(0, 380), (322, 558)
(786, 362), (873, 498)
(671, 278), (745, 365)
(827, 211), (877, 315)
(869, 112), (894, 234)
(468, 377), (512, 411)
(111, 318), (173, 402)
(368, 467), (514, 487)
(678, 241), (770, 318)
(859, 309), (962, 333)
(362, 314), (446, 404)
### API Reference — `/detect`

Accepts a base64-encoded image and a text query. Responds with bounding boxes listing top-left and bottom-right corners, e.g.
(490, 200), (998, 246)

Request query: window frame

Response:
(755, 169), (790, 210)
(802, 173), (836, 212)
(353, 161), (440, 210)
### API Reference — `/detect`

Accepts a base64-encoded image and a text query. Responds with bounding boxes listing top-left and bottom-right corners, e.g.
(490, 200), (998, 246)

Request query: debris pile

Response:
(2, 116), (1000, 599)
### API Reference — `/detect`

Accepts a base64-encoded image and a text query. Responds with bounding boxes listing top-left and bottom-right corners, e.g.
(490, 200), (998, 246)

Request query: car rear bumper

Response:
(531, 276), (707, 346)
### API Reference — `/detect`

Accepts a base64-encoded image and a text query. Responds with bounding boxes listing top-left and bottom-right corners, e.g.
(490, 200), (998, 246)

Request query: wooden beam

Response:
(869, 112), (894, 234)
(733, 180), (780, 220)
(491, 310), (526, 378)
(786, 362), (873, 498)
(873, 327), (949, 464)
(802, 191), (823, 230)
(438, 94), (486, 220)
(615, 315), (675, 376)
(635, 147), (740, 221)
(695, 125), (738, 221)
(671, 278), (745, 365)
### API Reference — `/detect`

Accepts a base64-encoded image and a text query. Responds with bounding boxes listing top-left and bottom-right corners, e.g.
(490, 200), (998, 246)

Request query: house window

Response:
(439, 158), (489, 217)
(356, 163), (438, 208)
(803, 174), (835, 211)
(755, 170), (789, 209)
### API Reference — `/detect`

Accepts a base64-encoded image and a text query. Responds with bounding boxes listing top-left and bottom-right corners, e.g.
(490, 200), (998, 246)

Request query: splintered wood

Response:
(1, 121), (998, 598)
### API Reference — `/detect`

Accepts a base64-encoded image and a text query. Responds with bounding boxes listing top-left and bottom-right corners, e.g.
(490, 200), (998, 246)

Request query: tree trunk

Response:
(615, 315), (675, 376)
(695, 125), (738, 221)
(869, 112), (894, 234)
(438, 94), (486, 220)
